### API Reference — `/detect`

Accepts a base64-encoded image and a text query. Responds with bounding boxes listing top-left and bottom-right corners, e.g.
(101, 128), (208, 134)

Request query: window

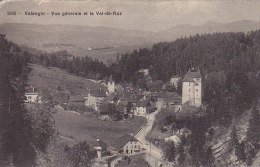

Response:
(195, 83), (199, 86)
(196, 89), (198, 92)
(189, 89), (190, 92)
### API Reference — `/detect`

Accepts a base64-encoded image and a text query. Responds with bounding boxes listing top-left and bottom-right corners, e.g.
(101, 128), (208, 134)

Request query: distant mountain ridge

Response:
(159, 20), (260, 41)
(0, 20), (260, 62)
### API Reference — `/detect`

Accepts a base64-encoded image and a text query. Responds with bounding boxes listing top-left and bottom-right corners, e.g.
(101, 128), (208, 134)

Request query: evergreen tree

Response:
(177, 143), (186, 165)
(202, 146), (215, 167)
(247, 105), (260, 149)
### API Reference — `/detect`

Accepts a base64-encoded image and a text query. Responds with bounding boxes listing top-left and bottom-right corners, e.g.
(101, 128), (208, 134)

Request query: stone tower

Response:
(182, 68), (202, 107)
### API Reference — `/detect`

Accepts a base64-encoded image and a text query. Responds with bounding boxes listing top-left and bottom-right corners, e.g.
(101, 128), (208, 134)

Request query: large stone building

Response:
(85, 89), (107, 112)
(182, 68), (202, 107)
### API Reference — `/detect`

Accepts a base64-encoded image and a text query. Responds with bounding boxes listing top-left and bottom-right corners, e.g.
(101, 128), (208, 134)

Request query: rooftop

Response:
(90, 89), (107, 97)
(136, 100), (150, 107)
(112, 134), (139, 150)
(88, 139), (107, 149)
(26, 86), (37, 93)
(183, 68), (201, 82)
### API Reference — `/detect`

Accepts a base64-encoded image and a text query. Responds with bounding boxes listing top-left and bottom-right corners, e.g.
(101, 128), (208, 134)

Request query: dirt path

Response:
(134, 110), (163, 159)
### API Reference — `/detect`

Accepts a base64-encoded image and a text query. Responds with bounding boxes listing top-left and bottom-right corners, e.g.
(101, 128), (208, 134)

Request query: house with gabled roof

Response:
(85, 88), (107, 112)
(25, 86), (40, 103)
(113, 134), (143, 154)
(135, 100), (151, 116)
(156, 91), (182, 112)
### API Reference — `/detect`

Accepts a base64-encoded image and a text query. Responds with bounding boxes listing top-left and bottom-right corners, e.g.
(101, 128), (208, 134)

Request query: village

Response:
(24, 64), (205, 167)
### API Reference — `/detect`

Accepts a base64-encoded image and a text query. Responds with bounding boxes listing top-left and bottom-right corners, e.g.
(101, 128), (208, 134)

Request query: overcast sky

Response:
(0, 0), (260, 31)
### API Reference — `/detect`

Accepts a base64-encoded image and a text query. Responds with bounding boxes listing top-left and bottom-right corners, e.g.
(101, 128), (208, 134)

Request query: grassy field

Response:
(54, 109), (146, 149)
(27, 64), (146, 149)
(28, 63), (106, 96)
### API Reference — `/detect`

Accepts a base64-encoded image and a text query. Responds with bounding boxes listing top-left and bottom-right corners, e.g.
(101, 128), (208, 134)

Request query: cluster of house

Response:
(24, 68), (203, 159)
(24, 69), (202, 117)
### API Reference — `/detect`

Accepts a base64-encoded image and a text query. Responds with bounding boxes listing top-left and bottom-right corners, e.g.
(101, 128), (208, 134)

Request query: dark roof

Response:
(128, 95), (143, 103)
(88, 139), (107, 149)
(113, 134), (139, 150)
(136, 101), (150, 107)
(115, 101), (128, 112)
(90, 89), (107, 97)
(26, 86), (37, 93)
(107, 93), (118, 101)
(183, 68), (201, 82)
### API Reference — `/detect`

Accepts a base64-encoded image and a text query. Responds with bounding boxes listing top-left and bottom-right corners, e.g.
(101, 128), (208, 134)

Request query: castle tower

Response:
(182, 68), (202, 107)
(108, 75), (116, 94)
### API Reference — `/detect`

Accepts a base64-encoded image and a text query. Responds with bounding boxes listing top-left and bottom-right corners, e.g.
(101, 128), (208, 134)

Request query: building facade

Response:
(182, 69), (202, 107)
(85, 89), (107, 112)
(25, 86), (39, 103)
(114, 134), (143, 155)
(25, 93), (39, 103)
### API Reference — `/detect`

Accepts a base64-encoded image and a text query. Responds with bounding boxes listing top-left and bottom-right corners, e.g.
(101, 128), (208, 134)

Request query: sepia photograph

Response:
(0, 0), (259, 166)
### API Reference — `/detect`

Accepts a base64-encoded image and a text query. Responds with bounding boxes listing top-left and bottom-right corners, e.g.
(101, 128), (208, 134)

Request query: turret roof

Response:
(183, 68), (201, 82)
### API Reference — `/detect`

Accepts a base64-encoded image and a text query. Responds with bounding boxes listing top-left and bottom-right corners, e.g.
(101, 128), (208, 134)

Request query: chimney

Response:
(96, 138), (100, 142)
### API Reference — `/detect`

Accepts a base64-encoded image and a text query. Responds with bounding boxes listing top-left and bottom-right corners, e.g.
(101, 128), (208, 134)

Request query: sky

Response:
(0, 0), (260, 31)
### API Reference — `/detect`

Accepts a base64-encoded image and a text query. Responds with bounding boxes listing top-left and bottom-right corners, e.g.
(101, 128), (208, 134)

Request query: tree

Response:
(202, 146), (215, 167)
(235, 142), (246, 164)
(177, 143), (186, 165)
(161, 141), (176, 162)
(67, 141), (96, 167)
(247, 105), (260, 148)
(27, 104), (55, 152)
(230, 126), (239, 149)
(230, 126), (246, 164)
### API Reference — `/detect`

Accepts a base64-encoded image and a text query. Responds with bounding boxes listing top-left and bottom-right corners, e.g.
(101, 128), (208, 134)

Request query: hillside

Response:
(27, 64), (146, 149)
(1, 20), (260, 63)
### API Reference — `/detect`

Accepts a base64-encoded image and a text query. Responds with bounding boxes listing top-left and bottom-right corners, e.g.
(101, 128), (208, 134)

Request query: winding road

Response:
(134, 110), (163, 159)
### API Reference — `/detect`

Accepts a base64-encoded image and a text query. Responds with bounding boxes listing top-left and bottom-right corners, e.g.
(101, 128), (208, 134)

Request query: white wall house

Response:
(182, 69), (202, 107)
(135, 101), (150, 116)
(25, 86), (39, 103)
(85, 89), (107, 112)
(123, 139), (143, 154)
(25, 93), (39, 103)
(115, 134), (143, 155)
(170, 76), (181, 89)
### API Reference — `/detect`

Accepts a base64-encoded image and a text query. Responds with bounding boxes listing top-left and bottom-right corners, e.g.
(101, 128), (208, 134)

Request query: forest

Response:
(0, 34), (37, 166)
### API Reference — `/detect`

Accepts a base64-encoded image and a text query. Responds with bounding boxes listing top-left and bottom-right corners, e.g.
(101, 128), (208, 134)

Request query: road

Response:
(134, 110), (163, 159)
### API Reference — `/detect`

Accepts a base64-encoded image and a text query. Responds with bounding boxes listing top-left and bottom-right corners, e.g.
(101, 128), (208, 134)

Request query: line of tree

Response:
(0, 35), (58, 167)
(0, 34), (36, 166)
(27, 50), (110, 80)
